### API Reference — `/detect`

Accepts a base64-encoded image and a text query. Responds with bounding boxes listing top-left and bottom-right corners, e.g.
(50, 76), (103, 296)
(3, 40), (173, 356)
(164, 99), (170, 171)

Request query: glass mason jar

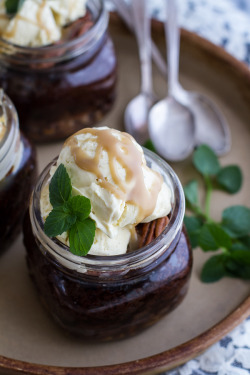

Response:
(23, 149), (192, 341)
(0, 93), (36, 253)
(0, 0), (117, 143)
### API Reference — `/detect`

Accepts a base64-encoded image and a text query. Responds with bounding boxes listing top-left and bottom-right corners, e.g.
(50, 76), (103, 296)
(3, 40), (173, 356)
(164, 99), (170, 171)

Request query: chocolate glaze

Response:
(0, 135), (36, 253)
(23, 211), (192, 341)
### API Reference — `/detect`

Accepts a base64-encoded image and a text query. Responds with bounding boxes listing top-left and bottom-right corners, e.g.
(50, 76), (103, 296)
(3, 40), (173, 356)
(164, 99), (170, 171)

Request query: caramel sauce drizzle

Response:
(69, 0), (78, 16)
(3, 0), (51, 41)
(65, 128), (163, 223)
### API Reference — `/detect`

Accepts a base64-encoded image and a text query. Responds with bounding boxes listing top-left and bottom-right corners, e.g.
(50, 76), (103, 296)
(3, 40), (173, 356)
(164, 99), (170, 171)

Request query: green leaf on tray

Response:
(230, 240), (250, 252)
(198, 223), (232, 251)
(225, 253), (250, 280)
(182, 144), (249, 283)
(230, 250), (250, 265)
(193, 144), (220, 176)
(216, 165), (243, 194)
(222, 206), (250, 238)
(184, 180), (199, 207)
(184, 215), (203, 248)
(201, 254), (227, 283)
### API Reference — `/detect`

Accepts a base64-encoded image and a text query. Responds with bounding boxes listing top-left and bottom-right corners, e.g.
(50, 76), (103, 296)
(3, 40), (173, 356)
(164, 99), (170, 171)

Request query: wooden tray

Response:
(0, 14), (250, 375)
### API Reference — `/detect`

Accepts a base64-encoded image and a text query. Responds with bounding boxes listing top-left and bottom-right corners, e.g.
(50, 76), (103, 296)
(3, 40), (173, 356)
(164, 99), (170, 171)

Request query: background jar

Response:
(23, 149), (192, 341)
(0, 0), (117, 143)
(0, 92), (36, 253)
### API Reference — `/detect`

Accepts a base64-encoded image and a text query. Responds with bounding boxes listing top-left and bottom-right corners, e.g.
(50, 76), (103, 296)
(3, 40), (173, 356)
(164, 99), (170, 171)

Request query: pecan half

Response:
(136, 216), (170, 248)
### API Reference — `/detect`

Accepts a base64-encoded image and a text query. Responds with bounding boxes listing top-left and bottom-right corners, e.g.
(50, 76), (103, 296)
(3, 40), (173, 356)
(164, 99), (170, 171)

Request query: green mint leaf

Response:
(198, 223), (232, 251)
(193, 145), (220, 176)
(201, 254), (227, 283)
(230, 250), (250, 265)
(49, 164), (72, 207)
(69, 219), (96, 256)
(216, 165), (243, 194)
(5, 0), (25, 14)
(225, 253), (250, 280)
(240, 235), (250, 248)
(44, 207), (76, 238)
(222, 205), (250, 238)
(184, 215), (203, 248)
(66, 195), (91, 222)
(184, 180), (199, 207)
(230, 240), (250, 252)
(45, 163), (96, 256)
(143, 139), (157, 153)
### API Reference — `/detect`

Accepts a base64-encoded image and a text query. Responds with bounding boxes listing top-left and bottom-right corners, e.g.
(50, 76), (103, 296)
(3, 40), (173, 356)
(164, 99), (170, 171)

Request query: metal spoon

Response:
(111, 0), (167, 78)
(124, 0), (156, 145)
(148, 0), (195, 161)
(173, 84), (231, 155)
(149, 0), (231, 159)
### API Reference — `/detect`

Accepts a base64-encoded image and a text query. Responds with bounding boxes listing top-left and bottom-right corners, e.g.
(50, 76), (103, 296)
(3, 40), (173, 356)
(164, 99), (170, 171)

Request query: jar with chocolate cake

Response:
(23, 127), (192, 341)
(0, 90), (36, 253)
(0, 0), (117, 142)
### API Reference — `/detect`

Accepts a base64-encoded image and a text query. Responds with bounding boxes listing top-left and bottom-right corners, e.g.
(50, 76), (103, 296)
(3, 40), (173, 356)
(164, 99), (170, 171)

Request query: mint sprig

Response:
(5, 0), (25, 14)
(143, 139), (157, 153)
(184, 145), (250, 283)
(44, 164), (96, 256)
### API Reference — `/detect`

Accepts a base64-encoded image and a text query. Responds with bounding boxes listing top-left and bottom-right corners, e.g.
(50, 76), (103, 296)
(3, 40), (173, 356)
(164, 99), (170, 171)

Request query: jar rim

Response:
(30, 148), (185, 272)
(0, 0), (108, 64)
(0, 92), (20, 180)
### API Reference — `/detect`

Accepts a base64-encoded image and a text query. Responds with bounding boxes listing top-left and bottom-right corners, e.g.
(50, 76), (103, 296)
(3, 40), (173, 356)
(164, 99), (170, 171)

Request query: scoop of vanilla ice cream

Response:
(1, 0), (87, 47)
(40, 182), (132, 256)
(40, 127), (172, 255)
(48, 0), (87, 27)
(2, 0), (60, 47)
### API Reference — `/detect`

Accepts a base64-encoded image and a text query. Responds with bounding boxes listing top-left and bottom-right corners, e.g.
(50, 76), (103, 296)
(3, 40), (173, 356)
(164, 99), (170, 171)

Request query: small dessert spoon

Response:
(123, 0), (156, 145)
(148, 0), (195, 161)
(149, 0), (231, 160)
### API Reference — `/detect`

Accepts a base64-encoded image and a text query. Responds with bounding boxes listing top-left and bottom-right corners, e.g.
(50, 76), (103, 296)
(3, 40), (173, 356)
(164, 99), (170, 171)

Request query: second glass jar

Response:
(0, 92), (37, 252)
(0, 0), (117, 143)
(23, 149), (192, 341)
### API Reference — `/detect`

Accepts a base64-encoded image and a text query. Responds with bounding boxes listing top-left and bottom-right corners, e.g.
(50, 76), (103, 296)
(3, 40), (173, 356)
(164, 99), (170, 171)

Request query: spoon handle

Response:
(166, 0), (180, 96)
(111, 0), (167, 78)
(130, 0), (152, 95)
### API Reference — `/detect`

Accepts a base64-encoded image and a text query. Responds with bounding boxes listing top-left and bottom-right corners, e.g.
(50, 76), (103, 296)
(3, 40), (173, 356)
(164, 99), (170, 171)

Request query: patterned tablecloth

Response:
(107, 0), (250, 374)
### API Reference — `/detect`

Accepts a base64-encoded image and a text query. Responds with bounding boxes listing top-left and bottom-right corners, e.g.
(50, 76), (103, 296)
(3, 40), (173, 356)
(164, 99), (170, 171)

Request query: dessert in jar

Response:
(23, 127), (192, 341)
(0, 0), (117, 142)
(0, 90), (36, 253)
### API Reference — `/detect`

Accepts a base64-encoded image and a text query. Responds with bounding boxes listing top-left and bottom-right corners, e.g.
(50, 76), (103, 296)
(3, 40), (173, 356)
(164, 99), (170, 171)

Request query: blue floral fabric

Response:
(165, 316), (250, 375)
(146, 0), (250, 65)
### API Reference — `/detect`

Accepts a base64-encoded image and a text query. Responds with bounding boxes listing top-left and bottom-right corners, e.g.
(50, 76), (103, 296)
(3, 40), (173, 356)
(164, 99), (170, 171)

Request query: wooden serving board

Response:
(0, 14), (249, 375)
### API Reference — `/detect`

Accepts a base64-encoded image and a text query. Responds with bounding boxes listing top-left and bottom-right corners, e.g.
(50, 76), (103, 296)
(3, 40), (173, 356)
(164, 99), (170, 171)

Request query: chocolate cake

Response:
(23, 212), (192, 341)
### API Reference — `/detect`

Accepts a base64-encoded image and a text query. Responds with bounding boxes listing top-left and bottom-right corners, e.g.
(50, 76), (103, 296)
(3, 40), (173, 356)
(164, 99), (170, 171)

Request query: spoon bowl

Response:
(174, 86), (231, 154)
(125, 93), (156, 145)
(148, 0), (231, 160)
(148, 0), (195, 161)
(123, 0), (155, 145)
(149, 97), (195, 161)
